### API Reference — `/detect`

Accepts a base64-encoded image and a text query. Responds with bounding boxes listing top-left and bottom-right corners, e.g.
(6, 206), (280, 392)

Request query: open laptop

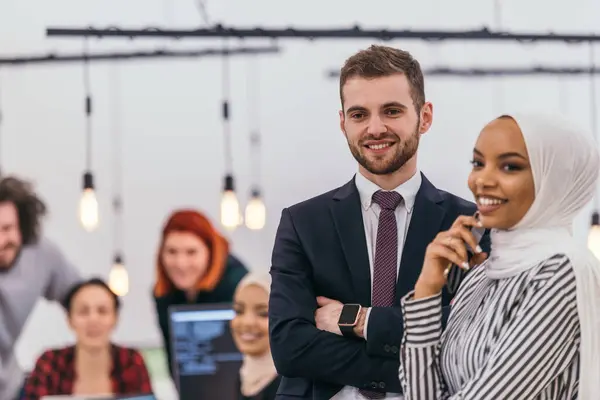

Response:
(168, 302), (243, 400)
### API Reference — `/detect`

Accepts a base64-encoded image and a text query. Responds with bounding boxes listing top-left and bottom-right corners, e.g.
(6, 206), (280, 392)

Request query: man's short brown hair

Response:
(339, 45), (425, 112)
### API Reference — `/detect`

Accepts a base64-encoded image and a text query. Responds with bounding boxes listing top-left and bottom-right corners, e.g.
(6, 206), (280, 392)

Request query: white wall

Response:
(0, 0), (598, 370)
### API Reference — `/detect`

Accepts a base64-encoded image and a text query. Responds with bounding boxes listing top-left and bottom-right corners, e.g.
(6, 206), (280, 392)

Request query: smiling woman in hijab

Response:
(230, 273), (280, 400)
(398, 113), (600, 399)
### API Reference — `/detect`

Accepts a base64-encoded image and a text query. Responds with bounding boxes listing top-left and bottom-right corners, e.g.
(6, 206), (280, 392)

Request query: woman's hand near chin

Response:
(415, 215), (487, 299)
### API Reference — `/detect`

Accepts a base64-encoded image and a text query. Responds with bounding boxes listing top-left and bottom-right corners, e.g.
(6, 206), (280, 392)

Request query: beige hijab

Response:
(235, 272), (278, 397)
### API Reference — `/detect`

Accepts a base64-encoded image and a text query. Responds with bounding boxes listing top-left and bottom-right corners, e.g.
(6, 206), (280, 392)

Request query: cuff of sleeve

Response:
(363, 307), (372, 340)
(401, 290), (442, 347)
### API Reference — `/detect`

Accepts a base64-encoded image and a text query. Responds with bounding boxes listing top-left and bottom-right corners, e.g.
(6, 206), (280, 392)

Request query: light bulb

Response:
(588, 212), (600, 260)
(220, 175), (240, 230)
(109, 255), (129, 297)
(79, 172), (99, 231)
(221, 190), (240, 230)
(245, 190), (266, 230)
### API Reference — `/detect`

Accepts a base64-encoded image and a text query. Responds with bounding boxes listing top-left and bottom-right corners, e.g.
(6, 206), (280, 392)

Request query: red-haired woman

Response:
(153, 209), (248, 377)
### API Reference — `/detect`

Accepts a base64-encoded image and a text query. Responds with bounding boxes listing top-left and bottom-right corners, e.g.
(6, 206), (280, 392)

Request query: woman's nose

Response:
(239, 313), (258, 326)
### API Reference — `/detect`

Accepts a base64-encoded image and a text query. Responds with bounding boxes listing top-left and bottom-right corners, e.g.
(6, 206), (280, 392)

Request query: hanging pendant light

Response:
(79, 171), (99, 231)
(219, 41), (241, 230)
(78, 42), (99, 231)
(245, 188), (266, 230)
(587, 43), (600, 259)
(221, 174), (241, 229)
(244, 57), (266, 230)
(109, 252), (129, 296)
(588, 212), (600, 260)
(108, 65), (129, 296)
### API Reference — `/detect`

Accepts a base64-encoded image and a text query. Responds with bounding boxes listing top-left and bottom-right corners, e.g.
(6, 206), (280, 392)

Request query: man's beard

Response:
(348, 120), (420, 176)
(0, 243), (20, 271)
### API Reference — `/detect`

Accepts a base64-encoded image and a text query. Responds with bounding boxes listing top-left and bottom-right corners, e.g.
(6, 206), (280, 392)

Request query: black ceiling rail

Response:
(45, 25), (600, 43)
(326, 66), (600, 78)
(0, 45), (282, 66)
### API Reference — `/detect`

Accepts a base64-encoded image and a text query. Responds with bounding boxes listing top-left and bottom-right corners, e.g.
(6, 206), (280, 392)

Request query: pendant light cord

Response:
(111, 65), (123, 254)
(492, 0), (504, 113)
(222, 39), (233, 175)
(246, 55), (262, 192)
(83, 39), (92, 172)
(589, 43), (598, 210)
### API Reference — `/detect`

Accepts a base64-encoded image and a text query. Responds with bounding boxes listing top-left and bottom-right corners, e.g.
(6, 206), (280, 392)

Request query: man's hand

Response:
(315, 296), (343, 335)
(315, 297), (367, 338)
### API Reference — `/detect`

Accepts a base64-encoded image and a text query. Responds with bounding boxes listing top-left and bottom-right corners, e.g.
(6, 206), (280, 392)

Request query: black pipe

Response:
(0, 46), (281, 66)
(45, 25), (600, 43)
(326, 66), (600, 78)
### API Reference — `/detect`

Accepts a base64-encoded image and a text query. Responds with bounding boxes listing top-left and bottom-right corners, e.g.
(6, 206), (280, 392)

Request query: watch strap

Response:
(340, 323), (356, 337)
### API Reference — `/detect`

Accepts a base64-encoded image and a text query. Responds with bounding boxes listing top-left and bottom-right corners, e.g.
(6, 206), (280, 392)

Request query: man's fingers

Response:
(316, 296), (333, 306)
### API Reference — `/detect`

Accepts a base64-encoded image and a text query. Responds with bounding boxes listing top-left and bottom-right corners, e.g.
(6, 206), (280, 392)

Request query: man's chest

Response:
(0, 259), (50, 346)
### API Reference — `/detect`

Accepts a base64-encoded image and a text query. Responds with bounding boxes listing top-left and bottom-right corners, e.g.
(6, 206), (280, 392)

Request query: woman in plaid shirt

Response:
(22, 279), (153, 399)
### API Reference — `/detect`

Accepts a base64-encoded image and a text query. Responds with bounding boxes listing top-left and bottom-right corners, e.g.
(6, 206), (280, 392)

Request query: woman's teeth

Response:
(478, 197), (506, 206)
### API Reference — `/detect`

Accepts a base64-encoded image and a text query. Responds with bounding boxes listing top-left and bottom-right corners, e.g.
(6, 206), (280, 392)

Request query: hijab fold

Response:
(485, 113), (600, 399)
(235, 272), (278, 397)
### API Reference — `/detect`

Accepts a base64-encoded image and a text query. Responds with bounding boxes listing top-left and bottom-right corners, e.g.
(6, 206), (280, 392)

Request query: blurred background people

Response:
(22, 278), (152, 399)
(0, 176), (81, 400)
(153, 209), (248, 376)
(231, 273), (280, 400)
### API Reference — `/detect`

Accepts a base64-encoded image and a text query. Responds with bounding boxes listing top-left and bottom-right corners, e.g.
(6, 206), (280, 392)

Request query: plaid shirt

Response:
(22, 344), (153, 399)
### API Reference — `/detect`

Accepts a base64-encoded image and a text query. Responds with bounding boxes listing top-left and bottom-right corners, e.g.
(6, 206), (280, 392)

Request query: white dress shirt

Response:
(331, 170), (422, 400)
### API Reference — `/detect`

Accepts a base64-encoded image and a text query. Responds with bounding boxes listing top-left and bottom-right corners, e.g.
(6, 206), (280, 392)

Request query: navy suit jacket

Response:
(268, 174), (491, 400)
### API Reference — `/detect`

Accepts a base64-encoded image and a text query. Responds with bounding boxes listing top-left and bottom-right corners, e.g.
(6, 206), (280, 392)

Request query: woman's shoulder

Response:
(32, 346), (75, 370)
(528, 253), (578, 302)
(212, 254), (249, 293)
(534, 253), (576, 281)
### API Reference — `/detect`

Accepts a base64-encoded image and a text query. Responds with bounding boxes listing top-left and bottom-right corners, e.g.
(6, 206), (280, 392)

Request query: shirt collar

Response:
(354, 170), (422, 213)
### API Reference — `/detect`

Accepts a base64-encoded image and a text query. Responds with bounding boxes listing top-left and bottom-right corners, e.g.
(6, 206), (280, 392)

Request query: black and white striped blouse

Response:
(399, 253), (580, 400)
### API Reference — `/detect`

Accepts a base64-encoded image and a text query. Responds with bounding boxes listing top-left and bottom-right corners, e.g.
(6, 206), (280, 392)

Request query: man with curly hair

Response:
(0, 175), (81, 400)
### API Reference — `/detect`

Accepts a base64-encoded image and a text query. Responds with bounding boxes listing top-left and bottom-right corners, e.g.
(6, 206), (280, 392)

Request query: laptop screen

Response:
(168, 303), (243, 400)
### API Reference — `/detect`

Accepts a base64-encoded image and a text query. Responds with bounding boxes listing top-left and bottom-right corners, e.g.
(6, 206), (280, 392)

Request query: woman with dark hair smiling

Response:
(22, 278), (153, 399)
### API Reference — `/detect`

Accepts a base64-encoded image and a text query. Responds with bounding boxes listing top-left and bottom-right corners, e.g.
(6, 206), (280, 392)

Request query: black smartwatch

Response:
(338, 304), (362, 337)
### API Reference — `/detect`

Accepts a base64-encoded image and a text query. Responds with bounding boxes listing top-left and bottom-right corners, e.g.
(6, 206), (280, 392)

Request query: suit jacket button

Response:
(371, 381), (378, 389)
(391, 345), (398, 354)
(384, 344), (390, 352)
(379, 382), (386, 389)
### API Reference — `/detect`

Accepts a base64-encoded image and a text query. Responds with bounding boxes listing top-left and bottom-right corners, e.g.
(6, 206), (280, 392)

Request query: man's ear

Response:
(339, 110), (347, 137)
(419, 102), (433, 135)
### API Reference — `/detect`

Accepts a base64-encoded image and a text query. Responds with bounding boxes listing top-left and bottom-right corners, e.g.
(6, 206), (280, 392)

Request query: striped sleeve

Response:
(399, 291), (447, 399)
(399, 259), (580, 400)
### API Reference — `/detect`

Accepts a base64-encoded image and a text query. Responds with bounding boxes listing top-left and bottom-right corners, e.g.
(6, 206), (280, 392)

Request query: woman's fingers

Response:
(469, 252), (488, 267)
(430, 242), (468, 270)
(447, 225), (482, 256)
(451, 215), (482, 231)
(442, 235), (468, 266)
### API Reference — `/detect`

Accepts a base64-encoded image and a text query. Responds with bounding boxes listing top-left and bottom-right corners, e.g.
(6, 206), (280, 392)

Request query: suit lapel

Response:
(330, 178), (372, 306)
(396, 174), (446, 300)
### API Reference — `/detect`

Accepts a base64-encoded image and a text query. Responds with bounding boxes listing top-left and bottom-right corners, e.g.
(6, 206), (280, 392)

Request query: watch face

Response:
(338, 304), (361, 325)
